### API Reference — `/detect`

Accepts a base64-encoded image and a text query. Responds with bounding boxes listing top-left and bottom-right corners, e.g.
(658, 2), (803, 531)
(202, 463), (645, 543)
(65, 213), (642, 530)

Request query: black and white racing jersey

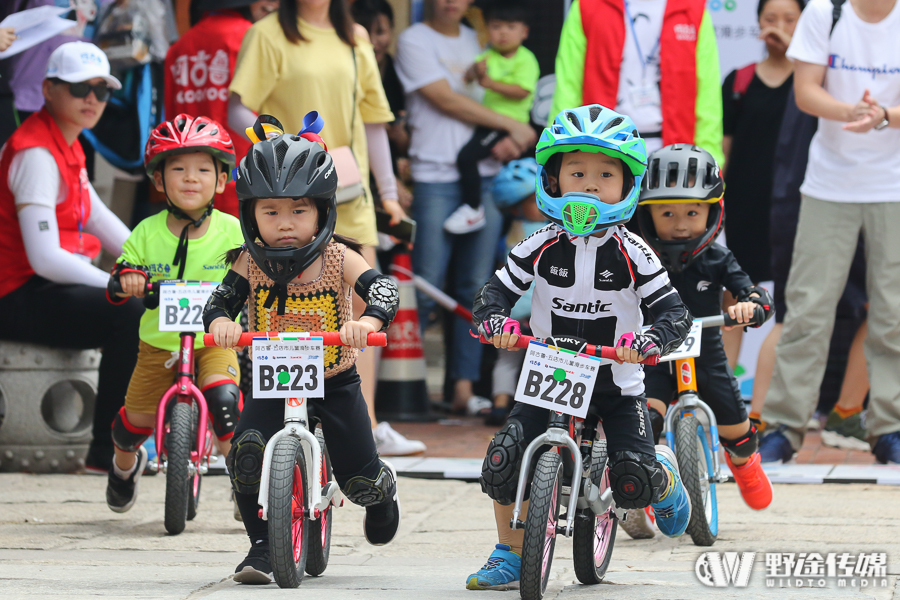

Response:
(475, 223), (691, 397)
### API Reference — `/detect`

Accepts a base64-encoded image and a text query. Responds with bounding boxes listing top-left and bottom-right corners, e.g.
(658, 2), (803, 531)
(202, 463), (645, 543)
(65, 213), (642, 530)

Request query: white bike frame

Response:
(257, 396), (343, 521)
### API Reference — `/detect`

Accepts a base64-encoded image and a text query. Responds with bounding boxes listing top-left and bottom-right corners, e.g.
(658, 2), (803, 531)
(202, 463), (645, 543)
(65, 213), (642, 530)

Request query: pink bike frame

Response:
(153, 332), (212, 472)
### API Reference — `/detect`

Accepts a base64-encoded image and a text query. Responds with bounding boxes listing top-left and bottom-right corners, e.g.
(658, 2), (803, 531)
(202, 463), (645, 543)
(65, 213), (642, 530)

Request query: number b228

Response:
(521, 370), (587, 409)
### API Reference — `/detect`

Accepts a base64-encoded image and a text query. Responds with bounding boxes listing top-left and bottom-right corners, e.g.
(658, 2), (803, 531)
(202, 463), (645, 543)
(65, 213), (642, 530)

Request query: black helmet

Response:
(235, 115), (338, 313)
(636, 144), (724, 273)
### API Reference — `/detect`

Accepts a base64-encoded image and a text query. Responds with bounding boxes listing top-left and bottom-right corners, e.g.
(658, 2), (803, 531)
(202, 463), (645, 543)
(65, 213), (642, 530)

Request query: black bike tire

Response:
(164, 402), (192, 535)
(269, 436), (309, 588)
(572, 505), (617, 582)
(306, 428), (333, 577)
(520, 451), (563, 600)
(676, 415), (717, 546)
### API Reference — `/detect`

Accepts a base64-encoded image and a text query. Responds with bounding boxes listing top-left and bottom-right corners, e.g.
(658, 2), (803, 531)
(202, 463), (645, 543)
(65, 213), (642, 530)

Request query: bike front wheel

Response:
(676, 415), (718, 546)
(269, 435), (309, 588)
(520, 450), (563, 600)
(572, 462), (617, 584)
(164, 402), (192, 535)
(306, 427), (333, 577)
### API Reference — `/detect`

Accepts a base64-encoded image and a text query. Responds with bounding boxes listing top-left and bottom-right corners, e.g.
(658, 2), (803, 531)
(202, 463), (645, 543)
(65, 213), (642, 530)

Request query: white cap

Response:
(46, 42), (122, 90)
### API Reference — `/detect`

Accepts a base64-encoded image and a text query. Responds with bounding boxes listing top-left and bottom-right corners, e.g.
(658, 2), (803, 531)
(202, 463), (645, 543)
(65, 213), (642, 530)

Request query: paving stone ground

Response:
(0, 472), (896, 599)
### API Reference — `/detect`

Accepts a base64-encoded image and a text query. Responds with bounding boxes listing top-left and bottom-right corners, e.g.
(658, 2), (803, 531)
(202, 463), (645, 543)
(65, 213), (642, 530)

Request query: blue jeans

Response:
(411, 178), (502, 382)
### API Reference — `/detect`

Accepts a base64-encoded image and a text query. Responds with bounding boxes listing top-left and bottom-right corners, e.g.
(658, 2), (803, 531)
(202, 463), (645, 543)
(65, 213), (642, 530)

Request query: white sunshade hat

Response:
(45, 41), (122, 90)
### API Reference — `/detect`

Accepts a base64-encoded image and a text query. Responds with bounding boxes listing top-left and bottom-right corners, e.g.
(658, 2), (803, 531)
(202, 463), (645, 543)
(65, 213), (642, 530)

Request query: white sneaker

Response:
(443, 204), (486, 234)
(374, 422), (426, 456)
(467, 395), (492, 417)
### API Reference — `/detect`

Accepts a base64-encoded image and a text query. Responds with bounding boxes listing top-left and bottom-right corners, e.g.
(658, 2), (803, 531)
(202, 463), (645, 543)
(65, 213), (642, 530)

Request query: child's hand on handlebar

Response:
(119, 272), (147, 298)
(209, 317), (244, 349)
(340, 319), (378, 349)
(479, 315), (522, 350)
(615, 332), (660, 364)
(725, 301), (758, 331)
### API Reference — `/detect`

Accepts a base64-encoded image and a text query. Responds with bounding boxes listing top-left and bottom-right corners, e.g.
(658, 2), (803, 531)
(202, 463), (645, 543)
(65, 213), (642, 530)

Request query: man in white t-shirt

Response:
(395, 0), (536, 414)
(760, 0), (900, 464)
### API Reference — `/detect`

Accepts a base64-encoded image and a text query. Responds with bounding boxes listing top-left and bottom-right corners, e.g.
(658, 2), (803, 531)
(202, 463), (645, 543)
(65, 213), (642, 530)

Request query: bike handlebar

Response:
(202, 331), (388, 348)
(699, 310), (763, 329)
(474, 333), (660, 366)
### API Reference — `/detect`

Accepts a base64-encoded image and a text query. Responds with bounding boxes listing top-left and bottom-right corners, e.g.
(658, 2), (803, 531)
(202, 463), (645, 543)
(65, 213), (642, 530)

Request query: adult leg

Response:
(762, 196), (861, 450)
(411, 181), (457, 331)
(449, 178), (504, 400)
(749, 323), (782, 424)
(860, 203), (900, 443)
(0, 278), (142, 469)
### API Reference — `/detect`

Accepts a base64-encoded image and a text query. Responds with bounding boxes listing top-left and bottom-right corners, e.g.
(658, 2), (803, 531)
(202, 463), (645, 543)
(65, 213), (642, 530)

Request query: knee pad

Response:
(721, 422), (760, 459)
(227, 429), (266, 495)
(480, 421), (526, 505)
(342, 464), (396, 507)
(202, 381), (241, 440)
(648, 405), (665, 442)
(111, 407), (152, 453)
(608, 450), (666, 509)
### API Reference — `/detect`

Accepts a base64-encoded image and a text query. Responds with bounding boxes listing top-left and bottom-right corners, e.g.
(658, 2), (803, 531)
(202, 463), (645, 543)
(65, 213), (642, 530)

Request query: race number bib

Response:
(252, 334), (325, 399)
(646, 319), (702, 362)
(514, 341), (600, 419)
(158, 282), (216, 332)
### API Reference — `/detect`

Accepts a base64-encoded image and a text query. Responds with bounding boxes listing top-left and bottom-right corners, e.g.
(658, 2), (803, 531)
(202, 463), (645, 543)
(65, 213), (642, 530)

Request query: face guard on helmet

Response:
(636, 144), (725, 273)
(144, 114), (236, 278)
(235, 115), (338, 314)
(535, 104), (647, 237)
(492, 158), (539, 209)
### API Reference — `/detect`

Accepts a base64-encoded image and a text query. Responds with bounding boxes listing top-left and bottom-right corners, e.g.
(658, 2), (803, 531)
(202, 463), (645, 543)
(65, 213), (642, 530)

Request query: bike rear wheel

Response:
(520, 450), (563, 600)
(164, 402), (192, 535)
(306, 427), (333, 577)
(269, 435), (309, 588)
(676, 415), (718, 546)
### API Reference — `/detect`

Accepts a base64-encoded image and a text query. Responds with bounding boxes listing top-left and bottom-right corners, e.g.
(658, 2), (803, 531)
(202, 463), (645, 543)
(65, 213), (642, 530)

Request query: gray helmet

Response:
(235, 115), (338, 314)
(636, 144), (724, 273)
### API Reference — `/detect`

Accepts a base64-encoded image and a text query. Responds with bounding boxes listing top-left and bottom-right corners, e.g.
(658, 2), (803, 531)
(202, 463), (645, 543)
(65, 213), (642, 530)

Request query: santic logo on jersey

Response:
(828, 54), (900, 80)
(598, 270), (614, 282)
(697, 280), (711, 292)
(551, 298), (612, 314)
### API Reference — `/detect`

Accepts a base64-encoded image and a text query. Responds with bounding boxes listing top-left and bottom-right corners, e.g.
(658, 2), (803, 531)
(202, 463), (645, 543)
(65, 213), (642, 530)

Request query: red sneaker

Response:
(726, 452), (773, 510)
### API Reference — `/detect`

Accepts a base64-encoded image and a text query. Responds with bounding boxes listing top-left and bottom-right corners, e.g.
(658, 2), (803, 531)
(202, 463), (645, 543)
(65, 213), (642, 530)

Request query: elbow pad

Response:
(106, 261), (150, 305)
(738, 285), (774, 327)
(203, 270), (250, 331)
(355, 269), (399, 331)
(648, 302), (694, 357)
(472, 276), (518, 330)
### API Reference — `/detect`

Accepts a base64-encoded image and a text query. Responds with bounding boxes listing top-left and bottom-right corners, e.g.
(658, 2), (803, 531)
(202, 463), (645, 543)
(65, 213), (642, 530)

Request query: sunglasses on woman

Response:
(51, 78), (113, 102)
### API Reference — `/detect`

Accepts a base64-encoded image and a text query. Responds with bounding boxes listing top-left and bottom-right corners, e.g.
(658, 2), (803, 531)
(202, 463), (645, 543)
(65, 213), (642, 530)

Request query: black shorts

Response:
(643, 341), (747, 426)
(508, 392), (657, 461)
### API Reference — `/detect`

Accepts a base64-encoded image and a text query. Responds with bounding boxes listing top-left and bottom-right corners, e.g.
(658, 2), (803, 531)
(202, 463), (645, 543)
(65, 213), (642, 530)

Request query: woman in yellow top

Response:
(228, 0), (425, 458)
(229, 0), (405, 247)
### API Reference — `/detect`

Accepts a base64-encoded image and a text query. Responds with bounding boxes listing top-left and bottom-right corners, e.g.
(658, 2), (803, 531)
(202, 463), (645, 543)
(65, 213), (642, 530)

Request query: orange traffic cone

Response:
(375, 252), (433, 421)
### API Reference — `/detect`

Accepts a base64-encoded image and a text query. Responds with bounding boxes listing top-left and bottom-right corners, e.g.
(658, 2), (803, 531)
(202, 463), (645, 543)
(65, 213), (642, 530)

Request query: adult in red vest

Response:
(164, 0), (279, 217)
(0, 42), (142, 473)
(551, 0), (723, 165)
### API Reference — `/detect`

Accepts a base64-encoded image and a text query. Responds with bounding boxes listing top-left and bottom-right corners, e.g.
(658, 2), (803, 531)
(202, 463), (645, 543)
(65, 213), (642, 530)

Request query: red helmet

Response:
(144, 114), (236, 178)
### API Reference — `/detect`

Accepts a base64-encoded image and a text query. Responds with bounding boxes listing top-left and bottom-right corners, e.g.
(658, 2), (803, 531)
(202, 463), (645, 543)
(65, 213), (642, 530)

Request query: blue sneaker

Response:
(651, 445), (691, 538)
(466, 544), (521, 590)
(873, 432), (900, 464)
(758, 428), (795, 464)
